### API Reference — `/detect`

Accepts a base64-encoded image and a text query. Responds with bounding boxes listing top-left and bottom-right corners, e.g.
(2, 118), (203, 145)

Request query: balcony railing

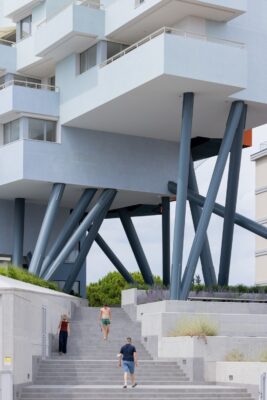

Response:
(37, 0), (102, 28)
(0, 80), (59, 92)
(100, 26), (245, 68)
(0, 38), (16, 47)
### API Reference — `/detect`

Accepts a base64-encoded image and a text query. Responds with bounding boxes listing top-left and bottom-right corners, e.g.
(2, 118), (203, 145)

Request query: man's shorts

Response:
(122, 361), (135, 374)
(101, 318), (111, 326)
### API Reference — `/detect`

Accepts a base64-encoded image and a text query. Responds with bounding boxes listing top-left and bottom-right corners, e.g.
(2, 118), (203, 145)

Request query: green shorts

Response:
(101, 318), (111, 326)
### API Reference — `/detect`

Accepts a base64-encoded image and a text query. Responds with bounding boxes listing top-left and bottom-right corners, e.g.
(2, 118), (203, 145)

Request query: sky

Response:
(87, 126), (267, 286)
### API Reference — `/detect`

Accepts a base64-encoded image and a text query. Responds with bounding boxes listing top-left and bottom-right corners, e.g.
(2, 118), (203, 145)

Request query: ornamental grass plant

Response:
(168, 316), (218, 338)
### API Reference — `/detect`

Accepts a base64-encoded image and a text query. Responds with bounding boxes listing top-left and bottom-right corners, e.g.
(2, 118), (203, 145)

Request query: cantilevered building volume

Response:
(0, 0), (266, 299)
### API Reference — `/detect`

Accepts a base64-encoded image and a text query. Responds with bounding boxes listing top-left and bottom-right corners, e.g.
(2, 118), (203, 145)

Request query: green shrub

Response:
(87, 271), (163, 307)
(224, 349), (245, 362)
(168, 316), (218, 337)
(0, 264), (59, 291)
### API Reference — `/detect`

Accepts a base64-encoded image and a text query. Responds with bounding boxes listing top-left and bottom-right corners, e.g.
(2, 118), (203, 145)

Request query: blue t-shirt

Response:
(120, 343), (136, 361)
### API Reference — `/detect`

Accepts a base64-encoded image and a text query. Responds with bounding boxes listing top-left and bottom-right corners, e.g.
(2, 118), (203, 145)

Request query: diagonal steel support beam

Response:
(29, 183), (65, 275)
(188, 159), (217, 287)
(95, 234), (134, 284)
(169, 182), (267, 240)
(180, 101), (244, 300)
(63, 192), (117, 293)
(40, 188), (97, 278)
(162, 197), (170, 287)
(119, 209), (154, 285)
(12, 198), (25, 267)
(218, 105), (247, 286)
(170, 92), (194, 300)
(44, 189), (117, 281)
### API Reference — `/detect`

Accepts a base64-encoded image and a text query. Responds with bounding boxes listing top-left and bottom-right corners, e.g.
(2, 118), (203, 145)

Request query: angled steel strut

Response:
(44, 189), (116, 281)
(180, 101), (244, 300)
(40, 188), (97, 278)
(63, 191), (117, 293)
(188, 158), (217, 287)
(29, 183), (65, 275)
(218, 105), (247, 286)
(119, 208), (154, 285)
(95, 234), (134, 284)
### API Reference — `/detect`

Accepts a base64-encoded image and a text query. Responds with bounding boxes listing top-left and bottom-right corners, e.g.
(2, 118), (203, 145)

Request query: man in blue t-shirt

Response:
(118, 337), (138, 388)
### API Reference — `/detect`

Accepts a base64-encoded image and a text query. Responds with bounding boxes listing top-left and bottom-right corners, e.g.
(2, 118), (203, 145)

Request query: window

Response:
(3, 119), (20, 144)
(19, 15), (32, 40)
(107, 41), (128, 60)
(28, 118), (57, 142)
(80, 44), (97, 74)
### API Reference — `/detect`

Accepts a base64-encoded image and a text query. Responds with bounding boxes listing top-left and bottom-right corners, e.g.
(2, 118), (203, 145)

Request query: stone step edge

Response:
(23, 384), (247, 389)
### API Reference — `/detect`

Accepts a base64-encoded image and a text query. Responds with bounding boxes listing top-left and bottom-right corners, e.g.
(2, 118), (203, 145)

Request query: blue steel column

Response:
(168, 182), (267, 240)
(12, 198), (25, 267)
(218, 105), (247, 286)
(63, 192), (116, 293)
(119, 209), (154, 285)
(170, 92), (194, 300)
(29, 183), (65, 275)
(44, 189), (116, 281)
(95, 234), (134, 284)
(180, 101), (244, 300)
(162, 197), (170, 287)
(188, 159), (217, 286)
(40, 188), (97, 278)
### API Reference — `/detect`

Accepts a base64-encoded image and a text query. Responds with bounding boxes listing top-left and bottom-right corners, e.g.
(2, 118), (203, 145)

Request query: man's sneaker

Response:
(123, 385), (127, 389)
(132, 383), (137, 388)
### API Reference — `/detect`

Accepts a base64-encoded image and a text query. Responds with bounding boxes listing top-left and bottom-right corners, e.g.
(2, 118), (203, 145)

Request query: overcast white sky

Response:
(87, 126), (267, 285)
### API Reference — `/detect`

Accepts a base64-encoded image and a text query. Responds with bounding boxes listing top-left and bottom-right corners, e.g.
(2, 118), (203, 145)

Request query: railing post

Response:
(260, 372), (266, 400)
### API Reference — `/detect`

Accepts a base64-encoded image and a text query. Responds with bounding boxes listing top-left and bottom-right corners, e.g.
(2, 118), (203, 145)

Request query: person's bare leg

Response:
(123, 372), (128, 387)
(130, 373), (135, 385)
(103, 325), (107, 339)
(106, 325), (110, 339)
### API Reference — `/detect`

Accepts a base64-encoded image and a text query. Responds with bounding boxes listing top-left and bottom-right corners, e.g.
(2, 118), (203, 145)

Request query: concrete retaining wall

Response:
(0, 276), (85, 397)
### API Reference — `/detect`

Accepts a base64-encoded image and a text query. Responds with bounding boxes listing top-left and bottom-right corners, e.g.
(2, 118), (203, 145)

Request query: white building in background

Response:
(0, 0), (266, 299)
(251, 141), (267, 285)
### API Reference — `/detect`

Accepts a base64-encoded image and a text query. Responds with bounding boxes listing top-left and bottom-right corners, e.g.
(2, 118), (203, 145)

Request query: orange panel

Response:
(243, 129), (252, 147)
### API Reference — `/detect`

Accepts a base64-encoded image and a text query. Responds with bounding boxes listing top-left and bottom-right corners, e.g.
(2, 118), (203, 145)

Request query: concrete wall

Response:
(0, 276), (84, 396)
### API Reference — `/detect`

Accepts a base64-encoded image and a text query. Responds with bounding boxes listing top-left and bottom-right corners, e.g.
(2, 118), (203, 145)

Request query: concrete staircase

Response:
(20, 307), (254, 400)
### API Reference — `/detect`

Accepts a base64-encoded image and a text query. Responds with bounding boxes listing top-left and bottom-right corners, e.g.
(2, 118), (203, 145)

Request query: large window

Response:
(80, 44), (97, 74)
(28, 118), (57, 142)
(107, 41), (127, 59)
(2, 118), (57, 146)
(3, 119), (20, 144)
(19, 15), (32, 40)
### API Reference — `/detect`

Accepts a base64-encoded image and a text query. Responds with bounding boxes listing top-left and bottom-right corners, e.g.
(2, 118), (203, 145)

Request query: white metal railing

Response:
(37, 0), (102, 28)
(0, 38), (16, 47)
(260, 142), (267, 151)
(100, 26), (245, 68)
(0, 80), (59, 92)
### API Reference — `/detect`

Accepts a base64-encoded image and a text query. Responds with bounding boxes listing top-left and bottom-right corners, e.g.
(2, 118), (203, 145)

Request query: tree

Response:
(86, 271), (162, 306)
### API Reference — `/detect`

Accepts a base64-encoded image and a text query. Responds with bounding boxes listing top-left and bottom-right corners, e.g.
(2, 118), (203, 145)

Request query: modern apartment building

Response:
(251, 142), (267, 285)
(0, 0), (266, 299)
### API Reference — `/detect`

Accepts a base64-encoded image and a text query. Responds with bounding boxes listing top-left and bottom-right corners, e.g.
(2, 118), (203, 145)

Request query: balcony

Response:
(34, 0), (104, 61)
(60, 27), (247, 141)
(105, 0), (247, 43)
(0, 80), (59, 123)
(0, 39), (17, 77)
(3, 0), (44, 21)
